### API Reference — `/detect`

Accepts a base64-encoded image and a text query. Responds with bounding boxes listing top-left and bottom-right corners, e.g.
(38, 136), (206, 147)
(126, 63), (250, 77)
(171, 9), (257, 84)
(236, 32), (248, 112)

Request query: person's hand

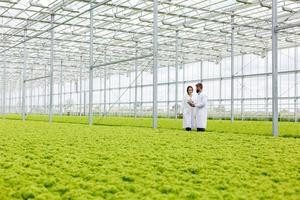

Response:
(188, 99), (194, 104)
(188, 101), (195, 107)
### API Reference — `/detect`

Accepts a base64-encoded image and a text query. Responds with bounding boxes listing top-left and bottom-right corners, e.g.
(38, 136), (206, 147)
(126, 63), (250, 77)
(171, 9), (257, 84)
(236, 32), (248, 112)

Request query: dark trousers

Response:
(197, 128), (205, 132)
(185, 127), (192, 131)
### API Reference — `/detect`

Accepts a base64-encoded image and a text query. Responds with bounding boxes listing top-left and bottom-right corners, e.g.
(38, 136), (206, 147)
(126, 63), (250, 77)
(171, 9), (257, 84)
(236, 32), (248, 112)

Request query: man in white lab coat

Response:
(188, 83), (208, 132)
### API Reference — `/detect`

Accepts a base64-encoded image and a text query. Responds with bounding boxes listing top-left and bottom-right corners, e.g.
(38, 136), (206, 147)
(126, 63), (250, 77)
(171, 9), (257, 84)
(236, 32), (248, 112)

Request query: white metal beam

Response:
(230, 14), (235, 123)
(175, 30), (179, 119)
(60, 60), (63, 116)
(22, 29), (27, 121)
(49, 14), (54, 123)
(272, 0), (279, 136)
(134, 42), (138, 118)
(88, 1), (94, 125)
(152, 0), (158, 128)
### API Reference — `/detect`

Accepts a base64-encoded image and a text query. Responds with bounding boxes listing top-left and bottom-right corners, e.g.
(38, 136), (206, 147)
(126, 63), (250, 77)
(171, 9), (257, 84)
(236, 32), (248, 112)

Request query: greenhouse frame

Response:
(0, 0), (299, 136)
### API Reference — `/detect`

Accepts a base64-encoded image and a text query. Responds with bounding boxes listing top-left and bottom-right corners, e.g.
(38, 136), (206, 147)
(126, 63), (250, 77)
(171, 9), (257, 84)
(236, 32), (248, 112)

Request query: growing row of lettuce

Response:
(1, 114), (299, 137)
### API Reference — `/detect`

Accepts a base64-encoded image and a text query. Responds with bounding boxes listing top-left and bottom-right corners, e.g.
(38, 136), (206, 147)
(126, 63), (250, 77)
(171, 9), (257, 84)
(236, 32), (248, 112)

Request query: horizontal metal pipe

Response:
(276, 22), (300, 32)
(5, 97), (300, 107)
(92, 54), (153, 69)
(24, 75), (50, 83)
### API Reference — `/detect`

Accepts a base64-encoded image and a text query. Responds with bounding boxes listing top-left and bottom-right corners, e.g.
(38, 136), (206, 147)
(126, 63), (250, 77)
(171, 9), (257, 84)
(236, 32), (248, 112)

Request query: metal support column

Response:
(2, 52), (6, 116)
(295, 47), (298, 122)
(30, 68), (33, 114)
(108, 73), (111, 115)
(88, 1), (94, 125)
(9, 84), (11, 114)
(167, 65), (170, 117)
(60, 60), (63, 116)
(219, 61), (222, 119)
(37, 87), (39, 113)
(272, 0), (279, 136)
(230, 14), (235, 123)
(140, 70), (143, 116)
(134, 42), (138, 118)
(152, 0), (158, 128)
(18, 78), (21, 114)
(104, 52), (107, 116)
(8, 84), (11, 113)
(79, 56), (82, 116)
(182, 62), (185, 99)
(70, 81), (72, 110)
(200, 61), (203, 83)
(44, 65), (47, 114)
(49, 14), (54, 123)
(22, 28), (27, 121)
(63, 84), (66, 113)
(241, 54), (245, 120)
(265, 52), (269, 120)
(118, 70), (121, 114)
(175, 30), (179, 119)
(129, 70), (131, 116)
(99, 75), (101, 115)
(84, 91), (86, 115)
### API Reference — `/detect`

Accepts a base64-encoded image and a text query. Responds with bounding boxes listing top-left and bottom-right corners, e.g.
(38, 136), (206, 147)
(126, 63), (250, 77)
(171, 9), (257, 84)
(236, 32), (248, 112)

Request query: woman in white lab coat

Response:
(182, 86), (195, 131)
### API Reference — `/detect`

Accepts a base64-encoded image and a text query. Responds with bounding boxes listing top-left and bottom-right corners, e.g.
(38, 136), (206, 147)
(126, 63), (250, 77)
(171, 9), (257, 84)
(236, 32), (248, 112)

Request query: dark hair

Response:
(196, 83), (203, 90)
(186, 86), (193, 94)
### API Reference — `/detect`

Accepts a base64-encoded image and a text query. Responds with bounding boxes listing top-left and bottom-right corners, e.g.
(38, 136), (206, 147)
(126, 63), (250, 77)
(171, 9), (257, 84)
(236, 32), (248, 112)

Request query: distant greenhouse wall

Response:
(1, 46), (299, 122)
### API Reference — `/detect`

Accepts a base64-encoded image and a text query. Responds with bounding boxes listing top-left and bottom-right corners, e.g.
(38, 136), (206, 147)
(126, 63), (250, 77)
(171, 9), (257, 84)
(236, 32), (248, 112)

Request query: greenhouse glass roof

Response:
(0, 0), (299, 81)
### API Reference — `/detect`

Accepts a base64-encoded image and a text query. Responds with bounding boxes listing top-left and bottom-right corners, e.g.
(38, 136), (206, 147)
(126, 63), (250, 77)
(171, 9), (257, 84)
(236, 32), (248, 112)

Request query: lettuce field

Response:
(3, 114), (300, 137)
(0, 116), (300, 199)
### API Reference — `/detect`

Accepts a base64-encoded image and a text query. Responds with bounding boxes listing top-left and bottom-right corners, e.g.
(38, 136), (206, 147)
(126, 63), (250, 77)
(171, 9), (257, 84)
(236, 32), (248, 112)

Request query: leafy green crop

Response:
(0, 119), (299, 199)
(3, 114), (300, 137)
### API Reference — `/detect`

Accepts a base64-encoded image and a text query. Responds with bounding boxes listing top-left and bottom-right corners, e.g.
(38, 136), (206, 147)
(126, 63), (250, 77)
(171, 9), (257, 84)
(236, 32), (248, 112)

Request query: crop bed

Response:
(3, 114), (300, 137)
(0, 117), (299, 199)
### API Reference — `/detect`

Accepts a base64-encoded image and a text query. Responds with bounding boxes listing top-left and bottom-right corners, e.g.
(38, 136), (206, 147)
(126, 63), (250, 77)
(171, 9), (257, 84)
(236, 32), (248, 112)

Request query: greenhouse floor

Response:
(0, 116), (299, 199)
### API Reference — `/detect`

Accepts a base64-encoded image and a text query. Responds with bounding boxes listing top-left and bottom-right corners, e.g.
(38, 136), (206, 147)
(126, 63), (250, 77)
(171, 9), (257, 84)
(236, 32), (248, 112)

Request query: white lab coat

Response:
(182, 94), (195, 129)
(194, 92), (208, 129)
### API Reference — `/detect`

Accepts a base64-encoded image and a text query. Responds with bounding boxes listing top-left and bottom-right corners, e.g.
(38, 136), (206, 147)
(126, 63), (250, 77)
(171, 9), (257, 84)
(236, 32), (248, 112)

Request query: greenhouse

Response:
(0, 0), (299, 199)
